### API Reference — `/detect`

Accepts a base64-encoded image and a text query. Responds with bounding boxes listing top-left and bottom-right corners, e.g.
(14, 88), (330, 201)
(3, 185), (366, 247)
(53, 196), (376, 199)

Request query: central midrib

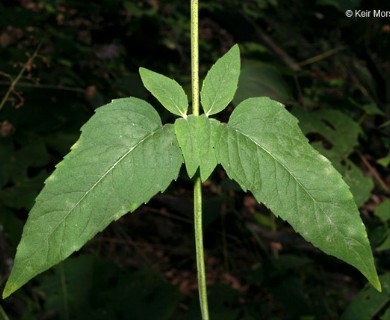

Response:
(230, 125), (367, 252)
(50, 127), (162, 254)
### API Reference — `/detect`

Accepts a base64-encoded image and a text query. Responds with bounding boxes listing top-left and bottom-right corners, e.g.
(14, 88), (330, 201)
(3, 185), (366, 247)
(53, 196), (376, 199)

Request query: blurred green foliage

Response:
(0, 0), (389, 319)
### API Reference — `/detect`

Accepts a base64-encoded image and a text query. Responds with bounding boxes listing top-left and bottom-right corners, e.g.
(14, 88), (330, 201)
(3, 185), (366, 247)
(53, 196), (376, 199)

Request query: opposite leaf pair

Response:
(139, 44), (240, 118)
(2, 44), (380, 299)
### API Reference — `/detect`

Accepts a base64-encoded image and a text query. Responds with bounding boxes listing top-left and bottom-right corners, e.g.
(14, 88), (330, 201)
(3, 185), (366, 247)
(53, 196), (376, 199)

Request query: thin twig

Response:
(348, 69), (374, 101)
(298, 46), (345, 67)
(241, 13), (301, 72)
(358, 152), (390, 193)
(0, 42), (42, 111)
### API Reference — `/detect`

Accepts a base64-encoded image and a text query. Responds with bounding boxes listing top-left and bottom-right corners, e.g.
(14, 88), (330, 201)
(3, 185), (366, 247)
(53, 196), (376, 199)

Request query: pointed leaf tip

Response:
(373, 276), (382, 292)
(139, 67), (188, 117)
(217, 97), (380, 289)
(3, 97), (183, 297)
(201, 44), (241, 116)
(2, 283), (14, 299)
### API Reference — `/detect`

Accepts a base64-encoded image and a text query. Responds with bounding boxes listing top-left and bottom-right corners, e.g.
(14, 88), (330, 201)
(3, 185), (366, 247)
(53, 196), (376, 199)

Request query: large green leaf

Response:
(174, 115), (221, 181)
(310, 142), (374, 208)
(291, 108), (373, 207)
(139, 67), (188, 117)
(216, 97), (380, 291)
(200, 44), (240, 116)
(0, 172), (47, 210)
(3, 97), (183, 298)
(339, 160), (374, 208)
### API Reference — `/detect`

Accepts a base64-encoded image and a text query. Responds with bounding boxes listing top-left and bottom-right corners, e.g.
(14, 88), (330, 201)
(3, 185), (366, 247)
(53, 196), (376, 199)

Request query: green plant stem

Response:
(191, 0), (199, 117)
(191, 0), (209, 319)
(194, 175), (209, 319)
(0, 42), (42, 111)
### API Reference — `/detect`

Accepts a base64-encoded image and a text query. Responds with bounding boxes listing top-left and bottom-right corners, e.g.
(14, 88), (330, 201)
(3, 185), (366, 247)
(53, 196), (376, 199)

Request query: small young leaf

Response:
(217, 97), (380, 291)
(200, 44), (240, 116)
(3, 97), (183, 298)
(139, 67), (188, 117)
(174, 115), (221, 181)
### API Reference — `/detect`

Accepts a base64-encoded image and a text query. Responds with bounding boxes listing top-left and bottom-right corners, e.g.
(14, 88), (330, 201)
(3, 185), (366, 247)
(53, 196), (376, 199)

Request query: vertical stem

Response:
(194, 176), (209, 319)
(191, 0), (209, 319)
(191, 0), (199, 116)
